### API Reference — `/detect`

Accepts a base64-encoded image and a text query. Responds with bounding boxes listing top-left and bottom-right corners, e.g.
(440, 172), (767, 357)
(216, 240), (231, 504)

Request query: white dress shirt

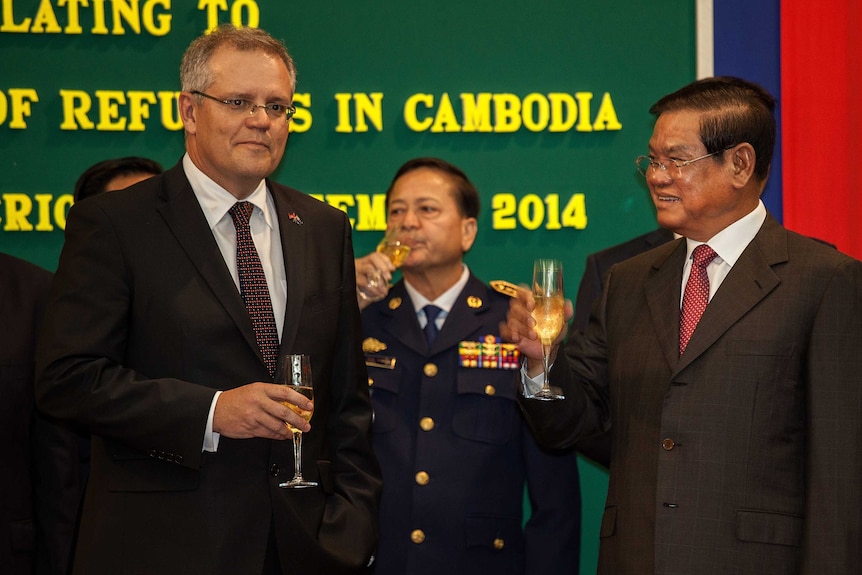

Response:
(182, 154), (287, 451)
(404, 264), (471, 331)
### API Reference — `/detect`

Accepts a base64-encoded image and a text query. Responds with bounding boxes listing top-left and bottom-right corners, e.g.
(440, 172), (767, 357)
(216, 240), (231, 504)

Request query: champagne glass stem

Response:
(541, 341), (552, 394)
(292, 431), (304, 481)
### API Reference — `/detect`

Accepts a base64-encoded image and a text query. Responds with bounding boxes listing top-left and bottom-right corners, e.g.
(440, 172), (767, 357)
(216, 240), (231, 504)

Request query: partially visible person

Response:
(572, 228), (674, 333)
(1, 252), (81, 575)
(36, 24), (380, 575)
(504, 76), (862, 574)
(361, 157), (582, 575)
(73, 156), (163, 202)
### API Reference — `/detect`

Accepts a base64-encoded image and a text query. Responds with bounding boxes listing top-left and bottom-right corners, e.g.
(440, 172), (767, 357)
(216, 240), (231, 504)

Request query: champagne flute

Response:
(376, 224), (411, 268)
(278, 354), (317, 488)
(365, 224), (411, 291)
(530, 259), (566, 401)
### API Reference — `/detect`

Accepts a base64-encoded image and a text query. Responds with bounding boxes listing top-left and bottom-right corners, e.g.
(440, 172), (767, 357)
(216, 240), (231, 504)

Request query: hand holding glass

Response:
(278, 354), (317, 488)
(531, 259), (566, 401)
(359, 225), (412, 300)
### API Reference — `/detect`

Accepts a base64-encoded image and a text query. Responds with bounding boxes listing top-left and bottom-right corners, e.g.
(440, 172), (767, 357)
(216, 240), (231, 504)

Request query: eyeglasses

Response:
(191, 90), (296, 121)
(635, 146), (733, 178)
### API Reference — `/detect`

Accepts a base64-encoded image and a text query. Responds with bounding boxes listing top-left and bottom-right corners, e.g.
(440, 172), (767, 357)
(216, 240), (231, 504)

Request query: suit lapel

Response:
(155, 165), (260, 360)
(644, 239), (688, 370)
(674, 216), (786, 374)
(271, 182), (306, 359)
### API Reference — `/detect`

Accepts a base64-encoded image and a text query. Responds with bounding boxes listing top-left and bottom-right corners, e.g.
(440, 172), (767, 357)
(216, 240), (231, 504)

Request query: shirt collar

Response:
(182, 153), (273, 231)
(685, 200), (767, 266)
(404, 264), (470, 315)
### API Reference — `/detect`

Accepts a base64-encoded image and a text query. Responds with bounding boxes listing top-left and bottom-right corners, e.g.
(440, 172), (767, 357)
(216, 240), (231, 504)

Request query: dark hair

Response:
(649, 76), (776, 182)
(385, 157), (480, 219)
(74, 157), (163, 202)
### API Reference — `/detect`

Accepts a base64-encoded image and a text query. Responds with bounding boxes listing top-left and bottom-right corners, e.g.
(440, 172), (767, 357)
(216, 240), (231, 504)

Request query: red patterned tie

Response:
(229, 202), (279, 377)
(679, 244), (717, 355)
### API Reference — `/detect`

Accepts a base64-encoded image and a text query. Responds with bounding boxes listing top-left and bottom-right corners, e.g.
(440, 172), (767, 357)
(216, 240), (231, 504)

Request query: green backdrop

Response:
(0, 2), (695, 572)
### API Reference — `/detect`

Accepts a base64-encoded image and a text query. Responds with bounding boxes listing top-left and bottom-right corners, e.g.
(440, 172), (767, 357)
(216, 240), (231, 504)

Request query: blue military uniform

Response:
(362, 273), (582, 575)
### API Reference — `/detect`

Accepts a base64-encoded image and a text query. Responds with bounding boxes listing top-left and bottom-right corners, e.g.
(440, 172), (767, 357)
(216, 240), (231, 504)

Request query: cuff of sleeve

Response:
(203, 390), (222, 453)
(520, 361), (548, 398)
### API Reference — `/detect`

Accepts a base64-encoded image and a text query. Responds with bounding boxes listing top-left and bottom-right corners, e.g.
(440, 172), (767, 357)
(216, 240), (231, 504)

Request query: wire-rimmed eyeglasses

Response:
(635, 146), (734, 178)
(191, 90), (297, 121)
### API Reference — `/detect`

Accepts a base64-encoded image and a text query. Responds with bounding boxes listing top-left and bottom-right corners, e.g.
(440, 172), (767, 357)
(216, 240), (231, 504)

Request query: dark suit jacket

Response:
(362, 275), (581, 575)
(521, 215), (862, 574)
(35, 162), (382, 575)
(1, 253), (81, 575)
(572, 228), (675, 332)
(570, 228), (675, 468)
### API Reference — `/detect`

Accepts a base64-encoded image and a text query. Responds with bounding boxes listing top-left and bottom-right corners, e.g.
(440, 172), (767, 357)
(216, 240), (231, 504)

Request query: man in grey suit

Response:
(503, 76), (861, 574)
(36, 25), (380, 575)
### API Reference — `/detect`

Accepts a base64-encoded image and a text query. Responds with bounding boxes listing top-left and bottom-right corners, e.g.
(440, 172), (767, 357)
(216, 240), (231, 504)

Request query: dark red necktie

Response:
(679, 244), (717, 355)
(229, 202), (279, 377)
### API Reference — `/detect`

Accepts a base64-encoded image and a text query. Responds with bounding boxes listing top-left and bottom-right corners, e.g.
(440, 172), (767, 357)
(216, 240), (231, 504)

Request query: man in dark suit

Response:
(2, 253), (81, 575)
(504, 77), (862, 573)
(36, 25), (380, 575)
(361, 158), (582, 575)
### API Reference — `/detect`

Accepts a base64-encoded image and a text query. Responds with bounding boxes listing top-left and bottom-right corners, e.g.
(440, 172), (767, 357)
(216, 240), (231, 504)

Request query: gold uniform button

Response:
(484, 385), (496, 396)
(493, 538), (505, 550)
(423, 363), (438, 377)
(661, 438), (675, 451)
(368, 377), (374, 386)
(411, 529), (425, 544)
(415, 471), (429, 485)
(419, 417), (435, 431)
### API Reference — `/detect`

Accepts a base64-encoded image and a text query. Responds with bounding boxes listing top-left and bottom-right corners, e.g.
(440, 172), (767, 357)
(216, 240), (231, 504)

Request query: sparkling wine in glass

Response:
(376, 225), (411, 269)
(278, 354), (317, 488)
(364, 225), (411, 293)
(531, 259), (566, 401)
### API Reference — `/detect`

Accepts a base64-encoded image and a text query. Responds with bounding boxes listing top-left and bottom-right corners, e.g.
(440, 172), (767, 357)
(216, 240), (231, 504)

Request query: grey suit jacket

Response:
(521, 215), (862, 574)
(36, 162), (381, 575)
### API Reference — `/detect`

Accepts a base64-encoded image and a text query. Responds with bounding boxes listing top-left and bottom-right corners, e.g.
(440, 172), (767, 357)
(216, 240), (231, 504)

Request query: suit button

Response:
(484, 385), (496, 396)
(415, 471), (429, 486)
(423, 363), (438, 377)
(419, 417), (435, 431)
(493, 538), (505, 550)
(270, 464), (279, 477)
(661, 438), (675, 450)
(410, 529), (425, 544)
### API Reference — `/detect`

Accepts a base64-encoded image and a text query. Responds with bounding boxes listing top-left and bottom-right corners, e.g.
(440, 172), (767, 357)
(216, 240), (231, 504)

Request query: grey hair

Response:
(180, 24), (296, 93)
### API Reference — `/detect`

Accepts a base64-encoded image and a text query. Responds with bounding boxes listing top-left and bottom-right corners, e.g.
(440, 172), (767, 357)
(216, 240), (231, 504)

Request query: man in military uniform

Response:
(360, 157), (582, 575)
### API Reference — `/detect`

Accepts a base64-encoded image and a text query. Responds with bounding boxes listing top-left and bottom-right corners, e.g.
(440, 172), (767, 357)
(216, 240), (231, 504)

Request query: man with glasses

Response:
(504, 76), (862, 574)
(36, 24), (380, 575)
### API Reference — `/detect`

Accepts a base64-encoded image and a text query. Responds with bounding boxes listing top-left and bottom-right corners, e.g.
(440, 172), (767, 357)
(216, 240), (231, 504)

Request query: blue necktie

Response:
(423, 305), (442, 347)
